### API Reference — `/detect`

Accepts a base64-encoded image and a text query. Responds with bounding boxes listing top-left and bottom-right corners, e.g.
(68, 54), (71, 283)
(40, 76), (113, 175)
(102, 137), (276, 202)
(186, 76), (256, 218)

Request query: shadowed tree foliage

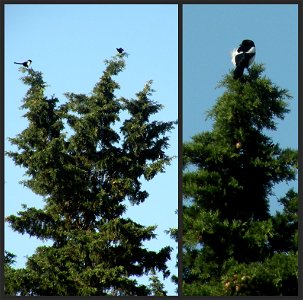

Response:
(5, 53), (176, 296)
(182, 64), (298, 296)
(166, 218), (179, 295)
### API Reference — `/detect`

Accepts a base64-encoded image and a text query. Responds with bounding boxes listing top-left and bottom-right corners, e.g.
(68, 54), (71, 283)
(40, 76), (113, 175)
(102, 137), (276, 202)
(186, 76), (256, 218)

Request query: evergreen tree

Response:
(5, 53), (176, 296)
(4, 251), (22, 295)
(166, 222), (179, 294)
(148, 270), (168, 296)
(182, 64), (298, 296)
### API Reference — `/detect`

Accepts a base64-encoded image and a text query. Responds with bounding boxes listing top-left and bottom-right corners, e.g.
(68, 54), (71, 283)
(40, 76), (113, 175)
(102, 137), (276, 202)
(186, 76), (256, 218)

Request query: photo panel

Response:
(182, 3), (299, 296)
(3, 3), (178, 296)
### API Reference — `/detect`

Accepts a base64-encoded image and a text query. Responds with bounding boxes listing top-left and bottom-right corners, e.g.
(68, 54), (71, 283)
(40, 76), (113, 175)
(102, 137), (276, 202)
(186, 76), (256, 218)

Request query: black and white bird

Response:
(14, 60), (32, 68)
(116, 48), (124, 54)
(231, 40), (256, 79)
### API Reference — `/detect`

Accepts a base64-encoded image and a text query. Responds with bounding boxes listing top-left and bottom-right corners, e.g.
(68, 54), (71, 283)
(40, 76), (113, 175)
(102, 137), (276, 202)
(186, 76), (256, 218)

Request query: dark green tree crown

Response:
(5, 53), (176, 296)
(182, 63), (298, 296)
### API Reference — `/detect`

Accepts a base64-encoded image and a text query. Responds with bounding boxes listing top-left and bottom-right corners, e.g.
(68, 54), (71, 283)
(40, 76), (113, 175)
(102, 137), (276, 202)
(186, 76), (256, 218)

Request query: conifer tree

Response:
(148, 270), (168, 296)
(4, 251), (22, 295)
(182, 64), (298, 296)
(5, 53), (176, 296)
(167, 224), (179, 294)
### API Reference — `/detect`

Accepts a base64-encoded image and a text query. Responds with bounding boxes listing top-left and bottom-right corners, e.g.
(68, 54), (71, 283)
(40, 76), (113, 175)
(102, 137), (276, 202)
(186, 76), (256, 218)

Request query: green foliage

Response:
(269, 189), (298, 253)
(148, 270), (168, 296)
(221, 252), (298, 296)
(183, 64), (298, 295)
(165, 212), (179, 295)
(5, 53), (176, 295)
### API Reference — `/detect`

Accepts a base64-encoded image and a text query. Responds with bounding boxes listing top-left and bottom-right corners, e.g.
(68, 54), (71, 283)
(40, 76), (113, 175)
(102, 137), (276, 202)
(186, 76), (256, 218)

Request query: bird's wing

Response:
(235, 52), (246, 66)
(246, 52), (255, 66)
(235, 52), (255, 68)
(246, 46), (256, 54)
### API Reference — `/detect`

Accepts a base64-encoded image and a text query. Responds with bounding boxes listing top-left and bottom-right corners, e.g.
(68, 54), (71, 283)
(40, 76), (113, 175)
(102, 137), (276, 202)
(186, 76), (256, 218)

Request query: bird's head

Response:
(116, 48), (124, 54)
(238, 39), (255, 52)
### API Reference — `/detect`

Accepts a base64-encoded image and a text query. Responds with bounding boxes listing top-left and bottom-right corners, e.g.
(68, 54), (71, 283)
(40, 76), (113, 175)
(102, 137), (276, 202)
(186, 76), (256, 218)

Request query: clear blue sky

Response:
(183, 4), (298, 214)
(4, 4), (178, 295)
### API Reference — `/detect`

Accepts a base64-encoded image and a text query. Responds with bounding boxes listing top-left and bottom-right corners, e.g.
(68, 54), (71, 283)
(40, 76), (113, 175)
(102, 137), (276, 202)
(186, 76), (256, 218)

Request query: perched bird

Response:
(231, 40), (256, 79)
(14, 60), (32, 68)
(116, 48), (124, 54)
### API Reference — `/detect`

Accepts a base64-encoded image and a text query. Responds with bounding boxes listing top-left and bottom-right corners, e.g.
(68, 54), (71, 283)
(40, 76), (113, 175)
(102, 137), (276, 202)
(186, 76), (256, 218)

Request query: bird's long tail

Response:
(233, 64), (245, 79)
(14, 62), (22, 65)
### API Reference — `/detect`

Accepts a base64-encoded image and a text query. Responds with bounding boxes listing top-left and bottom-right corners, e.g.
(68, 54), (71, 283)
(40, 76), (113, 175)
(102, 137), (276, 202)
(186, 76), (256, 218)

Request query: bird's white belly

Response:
(230, 48), (238, 66)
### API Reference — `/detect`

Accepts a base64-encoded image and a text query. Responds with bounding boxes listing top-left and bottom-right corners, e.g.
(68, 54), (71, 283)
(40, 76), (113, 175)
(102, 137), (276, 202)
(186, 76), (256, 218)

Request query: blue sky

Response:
(183, 4), (298, 214)
(4, 4), (178, 295)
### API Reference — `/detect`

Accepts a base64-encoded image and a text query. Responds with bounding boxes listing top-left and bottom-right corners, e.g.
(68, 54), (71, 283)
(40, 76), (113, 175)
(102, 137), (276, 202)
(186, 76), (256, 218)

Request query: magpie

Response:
(116, 48), (124, 54)
(231, 40), (256, 79)
(14, 60), (32, 68)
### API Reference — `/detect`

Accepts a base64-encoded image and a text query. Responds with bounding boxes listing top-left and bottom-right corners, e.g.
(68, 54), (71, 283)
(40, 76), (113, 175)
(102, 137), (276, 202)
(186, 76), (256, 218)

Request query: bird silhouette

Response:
(231, 40), (256, 79)
(14, 60), (32, 68)
(116, 48), (124, 54)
